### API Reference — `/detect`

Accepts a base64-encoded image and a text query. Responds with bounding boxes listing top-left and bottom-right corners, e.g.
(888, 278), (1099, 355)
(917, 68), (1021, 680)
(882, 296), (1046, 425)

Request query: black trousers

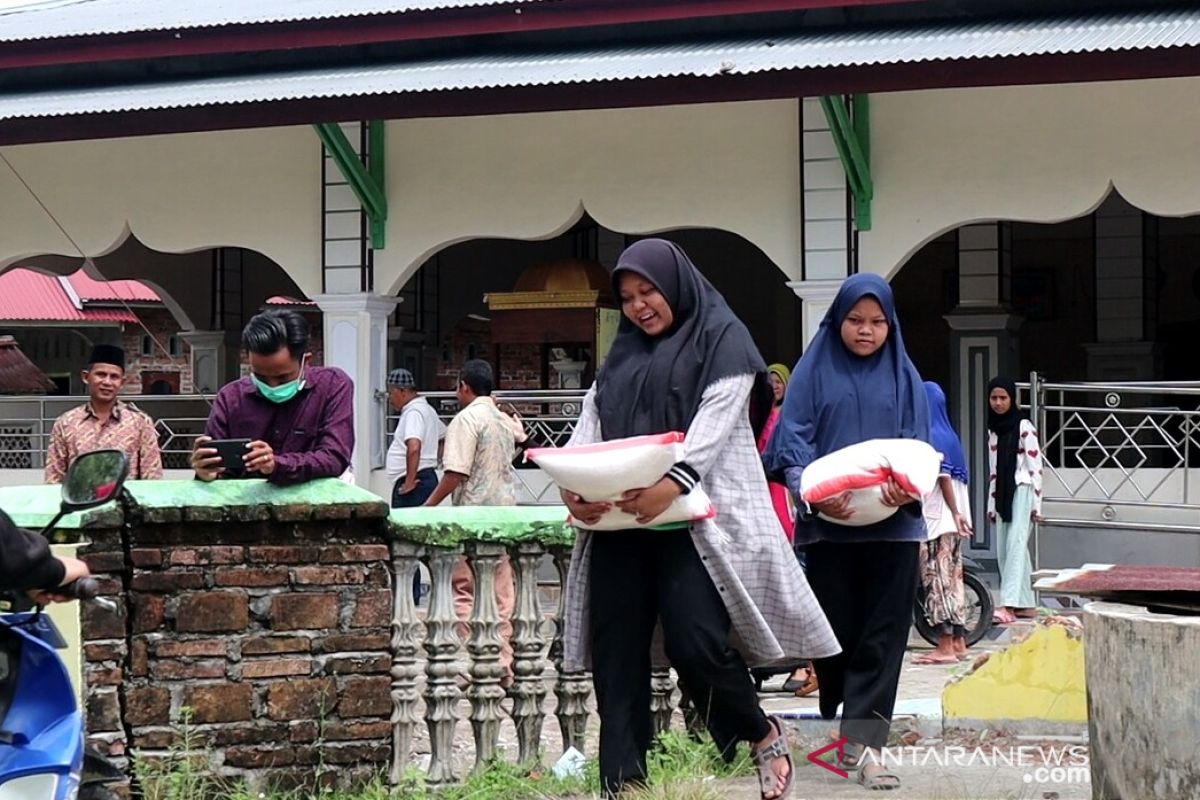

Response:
(805, 539), (919, 750)
(589, 531), (771, 795)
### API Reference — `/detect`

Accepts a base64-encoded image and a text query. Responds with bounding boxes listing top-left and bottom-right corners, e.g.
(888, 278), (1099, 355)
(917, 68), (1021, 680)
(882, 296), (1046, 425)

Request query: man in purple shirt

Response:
(190, 309), (354, 485)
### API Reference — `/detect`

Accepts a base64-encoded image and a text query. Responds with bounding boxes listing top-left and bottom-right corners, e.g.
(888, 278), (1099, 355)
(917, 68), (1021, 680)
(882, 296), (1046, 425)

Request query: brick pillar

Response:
(80, 483), (393, 794)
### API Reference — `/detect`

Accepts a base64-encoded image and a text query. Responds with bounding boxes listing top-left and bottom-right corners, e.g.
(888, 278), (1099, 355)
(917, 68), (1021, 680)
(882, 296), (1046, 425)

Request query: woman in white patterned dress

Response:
(986, 376), (1044, 624)
(559, 239), (839, 800)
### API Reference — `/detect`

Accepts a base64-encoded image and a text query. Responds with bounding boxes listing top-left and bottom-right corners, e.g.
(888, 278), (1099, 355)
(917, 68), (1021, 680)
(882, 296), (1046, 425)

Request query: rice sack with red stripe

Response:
(800, 438), (942, 527)
(526, 432), (716, 531)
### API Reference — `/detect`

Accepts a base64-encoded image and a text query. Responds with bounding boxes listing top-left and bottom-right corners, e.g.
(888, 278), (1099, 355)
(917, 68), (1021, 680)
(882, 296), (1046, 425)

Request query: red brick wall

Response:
(496, 343), (543, 390)
(118, 308), (191, 395)
(435, 318), (555, 391)
(81, 517), (393, 793)
(435, 317), (491, 391)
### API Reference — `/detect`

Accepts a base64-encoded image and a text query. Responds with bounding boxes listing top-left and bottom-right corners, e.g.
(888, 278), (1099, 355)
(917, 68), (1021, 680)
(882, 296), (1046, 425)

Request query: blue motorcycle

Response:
(0, 449), (130, 800)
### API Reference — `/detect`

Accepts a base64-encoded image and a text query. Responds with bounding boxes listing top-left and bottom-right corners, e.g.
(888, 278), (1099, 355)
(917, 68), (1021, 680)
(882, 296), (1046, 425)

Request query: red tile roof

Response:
(0, 268), (149, 323)
(265, 295), (317, 307)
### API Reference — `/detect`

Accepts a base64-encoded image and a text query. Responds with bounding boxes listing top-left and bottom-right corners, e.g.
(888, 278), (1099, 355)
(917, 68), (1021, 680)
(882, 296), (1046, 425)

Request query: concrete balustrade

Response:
(0, 482), (699, 792)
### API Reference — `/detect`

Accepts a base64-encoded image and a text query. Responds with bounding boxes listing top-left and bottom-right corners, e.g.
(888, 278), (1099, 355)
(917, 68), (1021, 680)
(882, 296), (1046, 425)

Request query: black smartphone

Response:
(209, 438), (251, 476)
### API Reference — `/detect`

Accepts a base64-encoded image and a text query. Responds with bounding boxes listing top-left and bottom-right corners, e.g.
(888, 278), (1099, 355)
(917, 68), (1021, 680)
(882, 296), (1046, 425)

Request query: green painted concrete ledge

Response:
(1, 478), (573, 547)
(0, 478), (388, 539)
(388, 505), (574, 547)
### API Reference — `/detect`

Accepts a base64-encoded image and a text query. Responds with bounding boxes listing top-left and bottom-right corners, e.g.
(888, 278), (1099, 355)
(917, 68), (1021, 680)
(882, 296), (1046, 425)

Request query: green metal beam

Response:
(367, 120), (387, 250)
(819, 94), (873, 231)
(314, 121), (388, 249)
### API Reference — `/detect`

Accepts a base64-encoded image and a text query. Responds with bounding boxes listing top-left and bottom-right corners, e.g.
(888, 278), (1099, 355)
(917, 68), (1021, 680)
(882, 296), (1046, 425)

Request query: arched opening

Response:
(0, 235), (319, 473)
(892, 192), (1200, 387)
(390, 215), (803, 391)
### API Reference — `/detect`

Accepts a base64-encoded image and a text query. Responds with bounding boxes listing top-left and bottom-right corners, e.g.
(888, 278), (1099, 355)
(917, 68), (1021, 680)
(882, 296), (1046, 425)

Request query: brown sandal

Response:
(794, 673), (819, 697)
(752, 716), (794, 800)
(858, 762), (901, 791)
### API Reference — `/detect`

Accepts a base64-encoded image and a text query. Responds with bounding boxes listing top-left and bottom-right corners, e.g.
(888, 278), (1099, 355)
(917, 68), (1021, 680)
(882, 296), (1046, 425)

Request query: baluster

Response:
(508, 542), (548, 765)
(388, 540), (424, 784)
(650, 667), (676, 736)
(422, 546), (463, 786)
(550, 545), (591, 753)
(464, 542), (508, 772)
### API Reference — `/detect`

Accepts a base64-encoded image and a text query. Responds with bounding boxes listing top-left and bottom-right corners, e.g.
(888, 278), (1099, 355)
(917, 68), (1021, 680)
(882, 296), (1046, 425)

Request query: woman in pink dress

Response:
(759, 362), (816, 697)
(758, 363), (795, 542)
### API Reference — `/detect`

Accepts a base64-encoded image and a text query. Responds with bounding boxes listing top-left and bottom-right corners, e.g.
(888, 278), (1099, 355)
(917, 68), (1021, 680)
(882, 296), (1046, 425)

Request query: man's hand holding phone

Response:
(192, 437), (259, 480)
(243, 441), (276, 476)
(191, 436), (223, 481)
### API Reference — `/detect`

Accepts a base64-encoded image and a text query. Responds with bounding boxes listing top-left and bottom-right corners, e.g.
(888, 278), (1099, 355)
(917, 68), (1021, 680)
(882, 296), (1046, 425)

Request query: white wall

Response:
(861, 76), (1200, 277)
(4, 76), (1199, 310)
(0, 127), (322, 295)
(375, 100), (802, 292)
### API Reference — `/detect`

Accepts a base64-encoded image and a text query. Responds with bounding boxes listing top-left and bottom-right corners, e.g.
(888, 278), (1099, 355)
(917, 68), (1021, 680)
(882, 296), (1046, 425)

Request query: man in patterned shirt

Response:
(44, 345), (163, 484)
(425, 359), (518, 680)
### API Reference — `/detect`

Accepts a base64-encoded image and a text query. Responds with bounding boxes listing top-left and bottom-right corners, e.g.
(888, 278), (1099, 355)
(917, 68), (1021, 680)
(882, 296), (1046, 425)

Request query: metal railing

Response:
(1023, 374), (1200, 534)
(385, 390), (588, 504)
(0, 390), (589, 483)
(0, 395), (211, 470)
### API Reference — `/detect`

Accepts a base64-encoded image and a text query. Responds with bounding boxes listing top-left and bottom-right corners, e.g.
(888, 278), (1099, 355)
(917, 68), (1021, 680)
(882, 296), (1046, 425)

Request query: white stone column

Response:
(786, 278), (843, 347)
(313, 293), (400, 487)
(1085, 195), (1160, 380)
(178, 330), (227, 396)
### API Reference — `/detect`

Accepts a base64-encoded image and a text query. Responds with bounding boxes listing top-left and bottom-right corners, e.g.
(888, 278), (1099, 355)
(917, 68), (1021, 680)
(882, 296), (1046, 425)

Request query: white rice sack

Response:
(526, 432), (716, 531)
(799, 438), (942, 527)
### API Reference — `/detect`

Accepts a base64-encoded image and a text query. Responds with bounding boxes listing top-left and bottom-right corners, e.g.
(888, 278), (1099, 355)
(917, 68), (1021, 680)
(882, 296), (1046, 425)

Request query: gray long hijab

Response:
(595, 239), (768, 440)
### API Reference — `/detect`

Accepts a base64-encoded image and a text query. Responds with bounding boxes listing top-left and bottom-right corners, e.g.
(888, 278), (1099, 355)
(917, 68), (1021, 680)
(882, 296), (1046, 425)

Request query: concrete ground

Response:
(406, 615), (1091, 799)
(740, 620), (1091, 799)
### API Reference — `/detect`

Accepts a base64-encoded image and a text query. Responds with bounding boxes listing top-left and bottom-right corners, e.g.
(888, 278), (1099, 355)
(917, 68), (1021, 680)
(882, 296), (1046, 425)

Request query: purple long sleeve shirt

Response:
(204, 366), (355, 485)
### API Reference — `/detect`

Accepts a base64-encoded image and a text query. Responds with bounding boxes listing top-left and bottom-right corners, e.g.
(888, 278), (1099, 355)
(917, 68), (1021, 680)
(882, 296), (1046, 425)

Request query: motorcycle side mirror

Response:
(41, 449), (130, 535)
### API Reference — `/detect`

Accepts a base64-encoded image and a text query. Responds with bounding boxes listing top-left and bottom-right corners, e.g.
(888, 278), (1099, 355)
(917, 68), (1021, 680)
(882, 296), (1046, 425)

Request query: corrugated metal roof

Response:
(0, 335), (55, 394)
(0, 268), (146, 322)
(0, 0), (549, 42)
(0, 8), (1196, 121)
(1036, 564), (1200, 614)
(68, 270), (160, 302)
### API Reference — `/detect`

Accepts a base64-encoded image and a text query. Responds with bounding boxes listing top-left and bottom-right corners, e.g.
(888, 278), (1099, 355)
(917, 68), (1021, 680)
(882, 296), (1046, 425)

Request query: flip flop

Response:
(912, 653), (959, 665)
(858, 763), (901, 791)
(781, 667), (812, 693)
(794, 674), (819, 697)
(752, 716), (794, 800)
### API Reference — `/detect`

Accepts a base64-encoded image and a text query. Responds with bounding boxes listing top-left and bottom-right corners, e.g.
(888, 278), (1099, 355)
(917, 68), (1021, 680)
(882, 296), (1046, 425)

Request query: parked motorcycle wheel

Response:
(913, 572), (994, 647)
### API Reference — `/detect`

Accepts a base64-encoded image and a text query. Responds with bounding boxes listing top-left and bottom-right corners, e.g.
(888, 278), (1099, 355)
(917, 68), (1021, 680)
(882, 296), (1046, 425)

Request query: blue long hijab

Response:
(925, 381), (969, 484)
(764, 273), (929, 477)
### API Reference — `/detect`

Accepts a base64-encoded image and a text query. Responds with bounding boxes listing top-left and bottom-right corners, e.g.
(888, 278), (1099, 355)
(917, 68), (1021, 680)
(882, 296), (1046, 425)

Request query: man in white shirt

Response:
(386, 368), (446, 509)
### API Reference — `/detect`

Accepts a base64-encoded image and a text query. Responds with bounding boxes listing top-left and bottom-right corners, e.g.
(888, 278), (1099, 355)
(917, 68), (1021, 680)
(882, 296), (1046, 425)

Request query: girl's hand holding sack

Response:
(526, 432), (716, 531)
(800, 438), (941, 527)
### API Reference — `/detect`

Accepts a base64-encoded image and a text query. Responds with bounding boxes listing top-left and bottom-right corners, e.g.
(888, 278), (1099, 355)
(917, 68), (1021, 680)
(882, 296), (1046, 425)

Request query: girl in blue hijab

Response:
(764, 272), (929, 791)
(915, 381), (974, 666)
